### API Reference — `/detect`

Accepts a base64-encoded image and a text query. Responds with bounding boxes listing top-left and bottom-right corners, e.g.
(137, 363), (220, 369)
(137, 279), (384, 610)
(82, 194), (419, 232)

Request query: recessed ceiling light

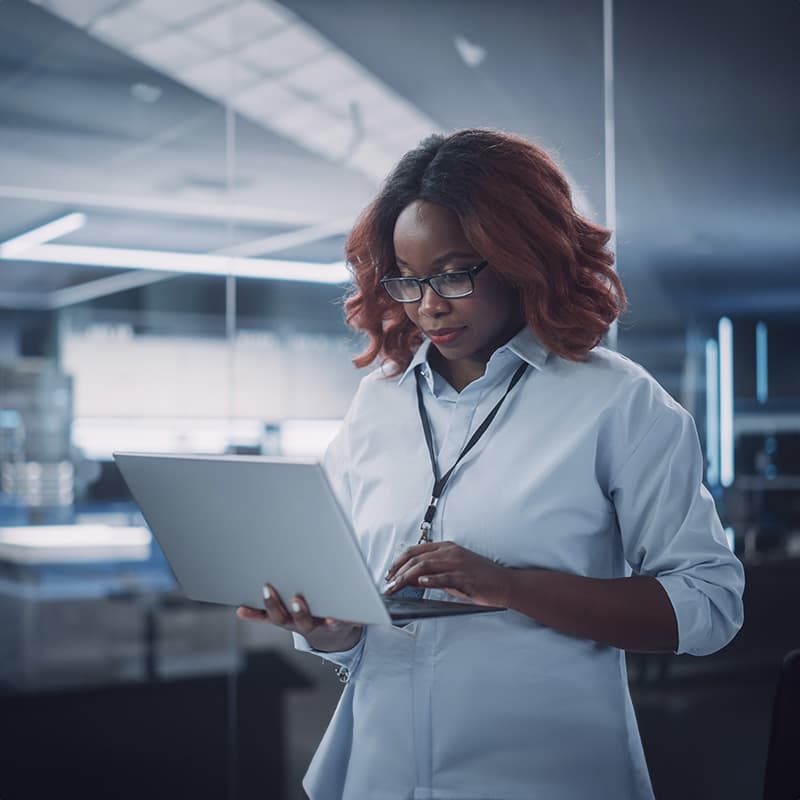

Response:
(130, 82), (162, 103)
(454, 34), (487, 68)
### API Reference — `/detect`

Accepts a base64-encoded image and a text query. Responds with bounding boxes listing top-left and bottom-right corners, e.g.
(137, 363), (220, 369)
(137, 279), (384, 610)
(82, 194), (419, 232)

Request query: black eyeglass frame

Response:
(380, 260), (489, 303)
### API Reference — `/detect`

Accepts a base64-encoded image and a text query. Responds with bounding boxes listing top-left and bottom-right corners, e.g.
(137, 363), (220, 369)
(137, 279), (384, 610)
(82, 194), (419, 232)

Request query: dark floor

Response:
(633, 676), (775, 799)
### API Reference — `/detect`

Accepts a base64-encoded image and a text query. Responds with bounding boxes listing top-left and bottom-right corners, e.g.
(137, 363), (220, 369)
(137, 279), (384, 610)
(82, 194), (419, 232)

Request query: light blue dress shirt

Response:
(295, 327), (744, 800)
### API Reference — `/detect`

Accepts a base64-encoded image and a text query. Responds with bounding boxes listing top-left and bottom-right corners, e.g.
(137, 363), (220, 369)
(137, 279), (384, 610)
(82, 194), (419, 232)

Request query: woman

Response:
(238, 129), (744, 799)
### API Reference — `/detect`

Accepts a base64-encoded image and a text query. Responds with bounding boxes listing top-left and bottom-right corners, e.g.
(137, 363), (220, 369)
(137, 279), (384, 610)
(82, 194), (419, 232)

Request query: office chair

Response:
(763, 648), (800, 800)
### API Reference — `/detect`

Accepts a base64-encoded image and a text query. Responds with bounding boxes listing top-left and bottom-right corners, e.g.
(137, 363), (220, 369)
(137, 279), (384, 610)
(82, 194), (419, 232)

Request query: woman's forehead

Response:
(393, 200), (471, 262)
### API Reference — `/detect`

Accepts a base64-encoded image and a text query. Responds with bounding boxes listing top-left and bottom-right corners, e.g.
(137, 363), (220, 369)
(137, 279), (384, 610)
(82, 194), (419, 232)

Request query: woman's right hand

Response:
(236, 584), (363, 653)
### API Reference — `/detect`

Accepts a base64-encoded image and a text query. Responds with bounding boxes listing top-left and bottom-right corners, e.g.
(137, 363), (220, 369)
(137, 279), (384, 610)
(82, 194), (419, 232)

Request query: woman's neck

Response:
(428, 349), (487, 393)
(428, 321), (526, 393)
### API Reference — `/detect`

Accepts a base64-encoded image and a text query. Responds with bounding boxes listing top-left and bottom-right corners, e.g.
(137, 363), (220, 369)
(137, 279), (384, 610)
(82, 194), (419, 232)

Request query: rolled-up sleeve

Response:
(610, 400), (745, 656)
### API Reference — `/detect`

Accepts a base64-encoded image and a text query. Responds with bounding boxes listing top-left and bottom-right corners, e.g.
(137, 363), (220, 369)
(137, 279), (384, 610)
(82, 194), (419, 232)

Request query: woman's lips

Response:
(427, 327), (466, 345)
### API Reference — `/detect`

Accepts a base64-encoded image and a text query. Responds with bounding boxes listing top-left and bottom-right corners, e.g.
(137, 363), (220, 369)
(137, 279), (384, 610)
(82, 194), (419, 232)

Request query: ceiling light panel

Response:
(133, 0), (229, 26)
(186, 1), (290, 49)
(11, 242), (350, 284)
(180, 57), (260, 99)
(34, 0), (441, 185)
(270, 102), (342, 134)
(238, 25), (329, 75)
(284, 51), (366, 95)
(133, 32), (214, 73)
(234, 80), (303, 121)
(89, 6), (166, 49)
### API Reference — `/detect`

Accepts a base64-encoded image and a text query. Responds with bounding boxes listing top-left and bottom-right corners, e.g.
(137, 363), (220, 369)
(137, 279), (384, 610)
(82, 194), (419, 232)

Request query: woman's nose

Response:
(418, 283), (449, 317)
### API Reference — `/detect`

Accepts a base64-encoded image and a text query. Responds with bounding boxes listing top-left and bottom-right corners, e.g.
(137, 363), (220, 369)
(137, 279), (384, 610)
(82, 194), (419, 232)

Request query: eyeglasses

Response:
(380, 260), (488, 303)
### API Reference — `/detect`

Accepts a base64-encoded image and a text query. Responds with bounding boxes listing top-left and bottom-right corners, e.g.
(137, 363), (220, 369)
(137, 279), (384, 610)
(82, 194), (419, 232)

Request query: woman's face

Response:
(392, 199), (523, 388)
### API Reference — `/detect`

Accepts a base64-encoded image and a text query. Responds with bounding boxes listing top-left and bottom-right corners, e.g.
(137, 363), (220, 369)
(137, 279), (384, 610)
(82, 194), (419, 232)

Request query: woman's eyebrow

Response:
(395, 251), (479, 269)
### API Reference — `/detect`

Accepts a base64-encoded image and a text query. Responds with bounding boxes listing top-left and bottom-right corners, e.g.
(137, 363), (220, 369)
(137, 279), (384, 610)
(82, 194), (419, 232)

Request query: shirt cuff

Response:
(655, 569), (744, 657)
(292, 628), (366, 681)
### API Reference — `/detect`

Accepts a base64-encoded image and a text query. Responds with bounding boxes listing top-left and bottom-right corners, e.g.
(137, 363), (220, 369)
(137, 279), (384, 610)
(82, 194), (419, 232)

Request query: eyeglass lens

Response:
(384, 271), (473, 301)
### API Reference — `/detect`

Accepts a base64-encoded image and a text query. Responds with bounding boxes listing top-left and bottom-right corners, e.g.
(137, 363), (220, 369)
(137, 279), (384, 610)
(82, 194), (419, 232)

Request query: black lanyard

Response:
(414, 361), (529, 543)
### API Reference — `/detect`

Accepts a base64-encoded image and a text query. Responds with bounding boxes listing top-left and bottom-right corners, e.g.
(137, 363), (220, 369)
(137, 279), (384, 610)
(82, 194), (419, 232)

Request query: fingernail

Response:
(262, 586), (271, 601)
(419, 576), (430, 584)
(327, 620), (340, 630)
(385, 579), (397, 591)
(291, 601), (301, 613)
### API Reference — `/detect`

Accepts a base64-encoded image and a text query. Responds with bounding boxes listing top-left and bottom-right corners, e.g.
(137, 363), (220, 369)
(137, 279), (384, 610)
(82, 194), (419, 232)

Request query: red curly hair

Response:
(344, 129), (626, 375)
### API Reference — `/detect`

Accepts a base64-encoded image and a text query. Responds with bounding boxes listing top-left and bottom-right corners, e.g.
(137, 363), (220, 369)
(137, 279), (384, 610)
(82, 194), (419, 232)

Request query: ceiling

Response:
(0, 0), (797, 340)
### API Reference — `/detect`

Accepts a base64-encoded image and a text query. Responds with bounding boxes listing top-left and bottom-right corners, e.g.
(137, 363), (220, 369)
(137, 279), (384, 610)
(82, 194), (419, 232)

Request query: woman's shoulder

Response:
(547, 345), (683, 418)
(346, 361), (407, 411)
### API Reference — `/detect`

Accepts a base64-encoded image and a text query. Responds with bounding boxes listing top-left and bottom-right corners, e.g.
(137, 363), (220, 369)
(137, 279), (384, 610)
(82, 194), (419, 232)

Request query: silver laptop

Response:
(113, 452), (504, 626)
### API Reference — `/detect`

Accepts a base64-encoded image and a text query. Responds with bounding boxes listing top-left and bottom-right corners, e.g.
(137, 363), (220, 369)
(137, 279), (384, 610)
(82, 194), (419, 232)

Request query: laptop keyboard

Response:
(383, 596), (468, 613)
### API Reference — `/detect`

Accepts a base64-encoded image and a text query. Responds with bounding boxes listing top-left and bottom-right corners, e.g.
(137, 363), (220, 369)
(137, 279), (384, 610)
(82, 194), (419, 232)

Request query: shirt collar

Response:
(397, 326), (549, 386)
(397, 338), (433, 386)
(501, 326), (550, 371)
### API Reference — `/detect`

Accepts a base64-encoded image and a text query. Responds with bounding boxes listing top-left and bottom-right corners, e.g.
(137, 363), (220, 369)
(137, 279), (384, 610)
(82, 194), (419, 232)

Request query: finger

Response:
(385, 542), (453, 581)
(262, 583), (291, 626)
(414, 572), (463, 591)
(288, 594), (318, 635)
(236, 605), (267, 621)
(414, 573), (473, 602)
(386, 558), (450, 593)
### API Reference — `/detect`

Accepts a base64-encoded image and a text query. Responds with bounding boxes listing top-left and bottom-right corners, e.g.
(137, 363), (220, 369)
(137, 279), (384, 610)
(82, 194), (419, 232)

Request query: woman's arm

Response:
(385, 542), (678, 653)
(506, 568), (678, 653)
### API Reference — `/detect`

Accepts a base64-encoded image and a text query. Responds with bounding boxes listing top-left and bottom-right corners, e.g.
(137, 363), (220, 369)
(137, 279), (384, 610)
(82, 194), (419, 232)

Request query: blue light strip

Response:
(724, 527), (735, 552)
(719, 317), (735, 488)
(756, 321), (768, 404)
(705, 338), (720, 486)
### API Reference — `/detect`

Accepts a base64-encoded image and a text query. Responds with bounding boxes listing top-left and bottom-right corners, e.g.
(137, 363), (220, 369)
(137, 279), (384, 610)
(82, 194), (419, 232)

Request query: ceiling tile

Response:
(269, 102), (341, 139)
(90, 6), (166, 49)
(238, 25), (329, 75)
(133, 0), (229, 26)
(179, 57), (260, 99)
(235, 80), (302, 119)
(283, 51), (365, 95)
(186, 0), (290, 49)
(133, 32), (214, 72)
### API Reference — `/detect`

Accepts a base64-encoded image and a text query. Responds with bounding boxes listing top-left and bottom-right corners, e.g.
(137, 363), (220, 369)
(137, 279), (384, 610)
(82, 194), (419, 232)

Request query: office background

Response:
(0, 0), (797, 798)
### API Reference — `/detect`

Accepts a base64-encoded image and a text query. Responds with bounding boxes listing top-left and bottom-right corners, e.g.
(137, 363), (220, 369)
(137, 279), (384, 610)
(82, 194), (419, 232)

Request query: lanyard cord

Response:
(414, 361), (529, 543)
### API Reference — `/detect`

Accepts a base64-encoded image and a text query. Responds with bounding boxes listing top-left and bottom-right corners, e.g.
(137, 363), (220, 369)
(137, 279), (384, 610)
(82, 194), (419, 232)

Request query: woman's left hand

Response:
(384, 541), (512, 608)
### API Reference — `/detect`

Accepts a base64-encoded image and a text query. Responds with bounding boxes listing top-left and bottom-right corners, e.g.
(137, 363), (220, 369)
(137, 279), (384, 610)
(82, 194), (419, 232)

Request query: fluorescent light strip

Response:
(756, 321), (768, 404)
(0, 524), (151, 564)
(0, 213), (86, 258)
(705, 338), (720, 486)
(723, 526), (735, 552)
(718, 317), (735, 488)
(0, 184), (327, 226)
(6, 243), (350, 284)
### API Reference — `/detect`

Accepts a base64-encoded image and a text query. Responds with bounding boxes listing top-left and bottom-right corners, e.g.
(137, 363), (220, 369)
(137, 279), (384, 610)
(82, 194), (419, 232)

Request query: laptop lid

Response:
(113, 452), (393, 626)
